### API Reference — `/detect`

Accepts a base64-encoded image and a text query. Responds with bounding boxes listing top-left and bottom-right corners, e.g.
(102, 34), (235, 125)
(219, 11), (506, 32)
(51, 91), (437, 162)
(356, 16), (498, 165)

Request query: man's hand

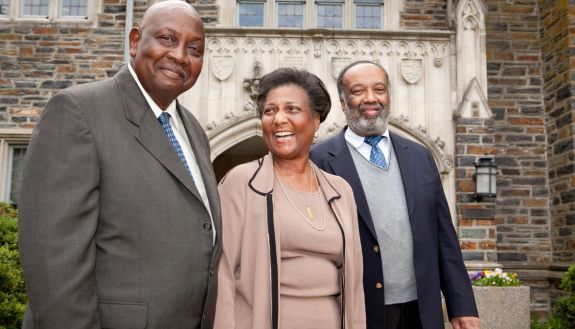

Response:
(451, 316), (480, 329)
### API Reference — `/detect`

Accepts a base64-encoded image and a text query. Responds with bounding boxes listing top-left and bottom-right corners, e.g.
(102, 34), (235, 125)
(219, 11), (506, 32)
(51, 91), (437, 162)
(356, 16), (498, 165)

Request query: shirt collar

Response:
(345, 127), (390, 148)
(128, 63), (177, 119)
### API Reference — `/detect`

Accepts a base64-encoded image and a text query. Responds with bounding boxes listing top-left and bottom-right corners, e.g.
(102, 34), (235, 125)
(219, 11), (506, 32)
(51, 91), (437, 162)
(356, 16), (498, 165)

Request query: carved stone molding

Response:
(455, 77), (492, 119)
(281, 56), (306, 69)
(242, 58), (263, 112)
(206, 113), (262, 161)
(430, 42), (447, 68)
(462, 0), (481, 31)
(389, 116), (454, 173)
(331, 57), (352, 79)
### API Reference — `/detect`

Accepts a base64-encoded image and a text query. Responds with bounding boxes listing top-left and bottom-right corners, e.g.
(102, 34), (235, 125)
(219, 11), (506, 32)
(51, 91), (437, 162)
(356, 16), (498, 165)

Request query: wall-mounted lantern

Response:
(474, 156), (497, 200)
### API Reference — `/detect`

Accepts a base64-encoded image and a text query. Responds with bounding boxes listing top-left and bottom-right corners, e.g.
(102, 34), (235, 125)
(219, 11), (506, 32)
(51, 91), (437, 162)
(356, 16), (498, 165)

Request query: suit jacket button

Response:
(203, 222), (212, 231)
(202, 312), (207, 320)
(375, 282), (383, 289)
(373, 245), (380, 253)
(209, 267), (214, 276)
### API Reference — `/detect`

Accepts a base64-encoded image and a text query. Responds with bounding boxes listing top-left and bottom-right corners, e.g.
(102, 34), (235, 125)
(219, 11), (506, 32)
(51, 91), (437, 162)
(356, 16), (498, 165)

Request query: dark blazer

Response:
(18, 66), (221, 329)
(310, 128), (478, 329)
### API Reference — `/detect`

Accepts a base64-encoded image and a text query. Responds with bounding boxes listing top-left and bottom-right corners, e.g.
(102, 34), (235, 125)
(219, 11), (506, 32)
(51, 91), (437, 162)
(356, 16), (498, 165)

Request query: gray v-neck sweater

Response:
(349, 144), (418, 304)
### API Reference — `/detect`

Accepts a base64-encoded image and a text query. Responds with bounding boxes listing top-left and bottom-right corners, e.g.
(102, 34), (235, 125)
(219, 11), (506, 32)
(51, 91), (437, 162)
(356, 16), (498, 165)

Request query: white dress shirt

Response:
(345, 127), (391, 166)
(128, 64), (215, 241)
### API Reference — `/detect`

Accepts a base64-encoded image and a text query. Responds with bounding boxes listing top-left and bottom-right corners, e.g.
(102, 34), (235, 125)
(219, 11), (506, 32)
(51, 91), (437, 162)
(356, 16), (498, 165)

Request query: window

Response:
(0, 0), (93, 19)
(22, 0), (48, 16)
(316, 0), (343, 28)
(277, 0), (304, 27)
(60, 0), (87, 17)
(238, 0), (265, 26)
(230, 0), (391, 29)
(355, 0), (382, 29)
(0, 135), (30, 205)
(7, 145), (26, 205)
(0, 0), (10, 15)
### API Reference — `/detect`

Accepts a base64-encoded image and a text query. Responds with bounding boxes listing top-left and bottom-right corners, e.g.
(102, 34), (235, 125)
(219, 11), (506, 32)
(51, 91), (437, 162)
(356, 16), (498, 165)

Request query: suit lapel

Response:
(114, 66), (203, 202)
(177, 104), (221, 226)
(327, 130), (379, 240)
(390, 132), (415, 224)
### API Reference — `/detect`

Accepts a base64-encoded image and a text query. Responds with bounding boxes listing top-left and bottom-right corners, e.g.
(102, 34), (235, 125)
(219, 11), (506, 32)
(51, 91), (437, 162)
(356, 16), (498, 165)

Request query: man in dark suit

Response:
(310, 60), (480, 329)
(18, 1), (221, 328)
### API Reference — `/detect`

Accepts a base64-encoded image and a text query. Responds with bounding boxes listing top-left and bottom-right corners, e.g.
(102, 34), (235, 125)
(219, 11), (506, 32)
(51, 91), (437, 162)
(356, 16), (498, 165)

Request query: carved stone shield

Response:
(331, 57), (352, 79)
(401, 58), (423, 84)
(211, 55), (234, 81)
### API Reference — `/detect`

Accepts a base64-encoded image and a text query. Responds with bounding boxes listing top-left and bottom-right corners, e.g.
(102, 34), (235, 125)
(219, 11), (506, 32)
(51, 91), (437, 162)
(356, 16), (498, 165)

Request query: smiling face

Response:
(261, 84), (320, 162)
(340, 63), (390, 136)
(129, 2), (205, 109)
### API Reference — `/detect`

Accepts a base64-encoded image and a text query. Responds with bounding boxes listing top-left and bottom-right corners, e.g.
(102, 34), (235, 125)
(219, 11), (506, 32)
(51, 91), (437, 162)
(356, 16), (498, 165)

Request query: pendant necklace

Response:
(273, 162), (326, 231)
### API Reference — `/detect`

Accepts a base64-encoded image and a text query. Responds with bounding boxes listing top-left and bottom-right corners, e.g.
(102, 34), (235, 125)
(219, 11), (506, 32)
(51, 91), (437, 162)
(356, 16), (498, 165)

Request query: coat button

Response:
(375, 282), (383, 289)
(209, 267), (214, 276)
(202, 312), (207, 320)
(203, 222), (212, 231)
(373, 245), (380, 253)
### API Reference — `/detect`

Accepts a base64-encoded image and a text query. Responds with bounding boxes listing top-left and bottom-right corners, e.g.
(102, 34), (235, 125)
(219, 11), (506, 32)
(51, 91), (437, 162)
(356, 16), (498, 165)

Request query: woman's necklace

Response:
(273, 162), (326, 231)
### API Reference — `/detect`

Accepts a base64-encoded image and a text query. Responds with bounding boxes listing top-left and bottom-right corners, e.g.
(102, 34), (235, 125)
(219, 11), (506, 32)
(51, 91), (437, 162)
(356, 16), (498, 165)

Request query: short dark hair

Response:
(256, 68), (331, 123)
(336, 60), (390, 98)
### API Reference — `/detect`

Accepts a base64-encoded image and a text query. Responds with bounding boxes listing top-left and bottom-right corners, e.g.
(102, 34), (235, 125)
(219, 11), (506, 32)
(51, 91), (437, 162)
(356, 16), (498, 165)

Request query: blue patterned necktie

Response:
(364, 135), (388, 169)
(158, 112), (192, 177)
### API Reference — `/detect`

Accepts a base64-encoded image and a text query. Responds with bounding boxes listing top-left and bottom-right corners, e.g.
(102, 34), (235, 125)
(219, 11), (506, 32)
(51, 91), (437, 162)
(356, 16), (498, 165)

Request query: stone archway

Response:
(208, 114), (268, 181)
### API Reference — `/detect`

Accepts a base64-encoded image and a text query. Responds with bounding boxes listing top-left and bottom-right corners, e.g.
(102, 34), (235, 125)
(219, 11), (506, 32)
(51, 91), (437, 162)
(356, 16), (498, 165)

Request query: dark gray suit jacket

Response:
(18, 67), (221, 329)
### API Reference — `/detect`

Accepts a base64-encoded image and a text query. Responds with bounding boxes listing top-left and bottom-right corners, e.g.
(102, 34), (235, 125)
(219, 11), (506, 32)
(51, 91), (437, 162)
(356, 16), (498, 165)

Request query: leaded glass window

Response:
(277, 1), (304, 27)
(60, 0), (87, 17)
(316, 1), (343, 28)
(22, 0), (49, 16)
(239, 1), (265, 27)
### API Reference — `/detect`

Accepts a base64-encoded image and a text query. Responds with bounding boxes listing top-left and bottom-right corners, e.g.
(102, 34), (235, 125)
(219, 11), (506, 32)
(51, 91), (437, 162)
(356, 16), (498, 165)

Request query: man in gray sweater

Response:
(311, 60), (479, 329)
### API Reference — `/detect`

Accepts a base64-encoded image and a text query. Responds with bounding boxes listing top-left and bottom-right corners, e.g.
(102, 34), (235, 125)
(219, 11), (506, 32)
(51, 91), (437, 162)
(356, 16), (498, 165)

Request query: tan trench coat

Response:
(214, 153), (366, 329)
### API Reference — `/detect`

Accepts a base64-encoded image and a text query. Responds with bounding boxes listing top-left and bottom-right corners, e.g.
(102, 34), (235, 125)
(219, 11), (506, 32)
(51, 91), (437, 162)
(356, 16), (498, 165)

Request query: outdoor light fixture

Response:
(473, 156), (497, 200)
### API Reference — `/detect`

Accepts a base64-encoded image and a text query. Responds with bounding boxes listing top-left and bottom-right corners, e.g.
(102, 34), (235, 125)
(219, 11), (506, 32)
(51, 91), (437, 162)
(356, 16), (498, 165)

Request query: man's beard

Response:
(343, 102), (390, 137)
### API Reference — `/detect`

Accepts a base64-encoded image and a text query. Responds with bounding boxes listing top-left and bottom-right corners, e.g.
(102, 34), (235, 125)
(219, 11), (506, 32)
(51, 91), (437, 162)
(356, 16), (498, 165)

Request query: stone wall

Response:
(485, 0), (553, 314)
(455, 115), (497, 263)
(539, 0), (575, 264)
(485, 0), (550, 265)
(400, 0), (449, 30)
(0, 2), (125, 129)
(0, 0), (218, 131)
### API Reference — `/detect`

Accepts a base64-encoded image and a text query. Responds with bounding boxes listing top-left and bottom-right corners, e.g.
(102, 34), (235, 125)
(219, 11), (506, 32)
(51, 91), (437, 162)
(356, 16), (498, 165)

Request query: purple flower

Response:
(469, 271), (484, 282)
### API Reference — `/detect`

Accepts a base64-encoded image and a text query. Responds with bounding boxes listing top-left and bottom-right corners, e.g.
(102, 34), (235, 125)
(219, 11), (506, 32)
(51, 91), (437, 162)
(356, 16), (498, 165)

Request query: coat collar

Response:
(249, 153), (341, 202)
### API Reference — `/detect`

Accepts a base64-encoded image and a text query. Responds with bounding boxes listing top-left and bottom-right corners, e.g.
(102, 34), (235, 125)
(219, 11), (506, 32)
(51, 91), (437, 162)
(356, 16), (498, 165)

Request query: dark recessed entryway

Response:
(212, 135), (268, 182)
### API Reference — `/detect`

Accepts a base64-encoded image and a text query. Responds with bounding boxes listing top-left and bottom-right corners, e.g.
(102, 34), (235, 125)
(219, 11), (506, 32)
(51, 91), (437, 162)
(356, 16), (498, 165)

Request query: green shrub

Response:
(531, 264), (575, 329)
(0, 204), (26, 329)
(551, 264), (575, 329)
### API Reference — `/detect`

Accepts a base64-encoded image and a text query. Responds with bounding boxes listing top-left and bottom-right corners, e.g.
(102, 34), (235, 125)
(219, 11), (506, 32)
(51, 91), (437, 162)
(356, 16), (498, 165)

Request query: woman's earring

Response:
(314, 131), (319, 139)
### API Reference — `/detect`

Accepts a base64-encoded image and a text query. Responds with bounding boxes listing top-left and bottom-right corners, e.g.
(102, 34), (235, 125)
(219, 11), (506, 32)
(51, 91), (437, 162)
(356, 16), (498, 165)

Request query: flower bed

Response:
(470, 268), (522, 287)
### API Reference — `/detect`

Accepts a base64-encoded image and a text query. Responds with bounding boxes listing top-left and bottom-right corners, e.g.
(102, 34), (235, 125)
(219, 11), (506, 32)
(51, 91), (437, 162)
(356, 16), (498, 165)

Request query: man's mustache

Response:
(357, 103), (386, 112)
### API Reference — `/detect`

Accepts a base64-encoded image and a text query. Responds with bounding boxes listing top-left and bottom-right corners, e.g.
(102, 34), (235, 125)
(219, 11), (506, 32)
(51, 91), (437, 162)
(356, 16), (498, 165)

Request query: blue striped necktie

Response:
(158, 112), (192, 177)
(364, 135), (388, 169)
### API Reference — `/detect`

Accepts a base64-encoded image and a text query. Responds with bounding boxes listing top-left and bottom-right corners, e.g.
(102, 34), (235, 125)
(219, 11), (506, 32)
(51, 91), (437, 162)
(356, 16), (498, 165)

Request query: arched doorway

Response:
(212, 136), (268, 182)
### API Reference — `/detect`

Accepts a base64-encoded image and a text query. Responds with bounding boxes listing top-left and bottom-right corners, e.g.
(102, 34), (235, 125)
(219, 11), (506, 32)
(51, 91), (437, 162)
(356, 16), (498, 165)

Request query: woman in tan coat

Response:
(214, 68), (365, 329)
